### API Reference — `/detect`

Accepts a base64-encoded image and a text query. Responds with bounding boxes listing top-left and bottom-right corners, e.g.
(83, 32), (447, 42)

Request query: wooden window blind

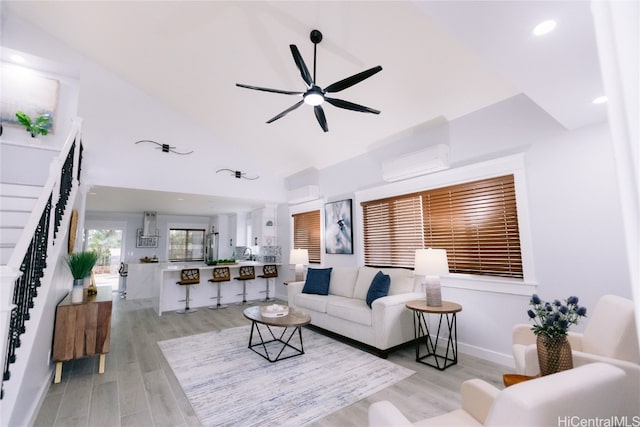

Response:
(362, 174), (523, 278)
(362, 195), (424, 268)
(292, 210), (321, 263)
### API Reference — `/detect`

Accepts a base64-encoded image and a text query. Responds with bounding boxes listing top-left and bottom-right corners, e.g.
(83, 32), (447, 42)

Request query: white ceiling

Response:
(3, 1), (608, 216)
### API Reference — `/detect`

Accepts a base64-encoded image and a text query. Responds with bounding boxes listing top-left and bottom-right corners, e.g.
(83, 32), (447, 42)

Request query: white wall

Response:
(1, 10), (287, 204)
(301, 95), (631, 365)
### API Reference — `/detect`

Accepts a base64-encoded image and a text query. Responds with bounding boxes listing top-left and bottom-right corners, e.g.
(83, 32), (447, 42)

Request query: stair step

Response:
(0, 182), (43, 199)
(0, 195), (38, 211)
(0, 227), (23, 245)
(0, 210), (31, 228)
(1, 245), (14, 265)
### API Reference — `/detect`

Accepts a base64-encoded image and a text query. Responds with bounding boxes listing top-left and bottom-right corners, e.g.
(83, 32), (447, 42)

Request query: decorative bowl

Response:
(260, 304), (289, 318)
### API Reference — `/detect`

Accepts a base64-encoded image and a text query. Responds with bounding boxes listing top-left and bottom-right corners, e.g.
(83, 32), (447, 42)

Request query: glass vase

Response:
(536, 334), (573, 376)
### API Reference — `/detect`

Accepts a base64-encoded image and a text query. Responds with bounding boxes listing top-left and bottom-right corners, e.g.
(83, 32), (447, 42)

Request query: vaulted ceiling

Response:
(2, 1), (608, 215)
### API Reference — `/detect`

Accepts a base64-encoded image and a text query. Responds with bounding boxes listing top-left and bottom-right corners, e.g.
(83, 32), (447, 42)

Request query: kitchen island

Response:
(153, 262), (280, 315)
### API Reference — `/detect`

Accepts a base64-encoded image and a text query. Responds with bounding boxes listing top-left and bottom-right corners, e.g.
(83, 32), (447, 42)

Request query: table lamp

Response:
(290, 249), (309, 281)
(414, 248), (449, 307)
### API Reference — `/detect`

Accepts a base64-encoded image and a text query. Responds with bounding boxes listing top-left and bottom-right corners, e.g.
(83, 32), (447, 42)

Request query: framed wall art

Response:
(136, 228), (158, 248)
(0, 63), (59, 133)
(324, 199), (353, 254)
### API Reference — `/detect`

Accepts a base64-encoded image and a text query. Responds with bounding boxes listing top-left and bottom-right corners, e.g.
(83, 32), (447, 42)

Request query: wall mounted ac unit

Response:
(287, 185), (320, 205)
(142, 211), (158, 236)
(381, 144), (450, 182)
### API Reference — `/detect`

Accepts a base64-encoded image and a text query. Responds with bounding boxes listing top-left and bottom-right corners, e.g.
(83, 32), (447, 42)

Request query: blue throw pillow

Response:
(366, 271), (390, 308)
(302, 268), (333, 295)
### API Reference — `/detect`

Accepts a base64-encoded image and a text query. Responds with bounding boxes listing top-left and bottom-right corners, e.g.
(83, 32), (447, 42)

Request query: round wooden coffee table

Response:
(243, 306), (311, 362)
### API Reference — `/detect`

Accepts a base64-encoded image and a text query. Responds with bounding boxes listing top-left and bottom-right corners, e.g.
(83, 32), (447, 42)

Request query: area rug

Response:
(157, 325), (414, 426)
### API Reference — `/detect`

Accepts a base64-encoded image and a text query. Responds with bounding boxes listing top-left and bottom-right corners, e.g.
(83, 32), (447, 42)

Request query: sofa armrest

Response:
(566, 331), (583, 351)
(460, 379), (499, 424)
(372, 292), (425, 308)
(286, 280), (305, 305)
(368, 401), (413, 427)
(371, 292), (424, 349)
(512, 323), (536, 346)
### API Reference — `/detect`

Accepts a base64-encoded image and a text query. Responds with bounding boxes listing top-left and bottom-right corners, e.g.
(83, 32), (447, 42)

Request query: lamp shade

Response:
(414, 248), (449, 276)
(290, 249), (309, 265)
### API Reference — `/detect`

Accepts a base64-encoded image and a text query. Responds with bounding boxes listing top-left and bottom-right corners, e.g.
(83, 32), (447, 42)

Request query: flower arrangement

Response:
(527, 294), (587, 338)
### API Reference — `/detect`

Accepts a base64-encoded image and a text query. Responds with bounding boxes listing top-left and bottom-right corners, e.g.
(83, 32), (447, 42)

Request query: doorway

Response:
(84, 228), (123, 292)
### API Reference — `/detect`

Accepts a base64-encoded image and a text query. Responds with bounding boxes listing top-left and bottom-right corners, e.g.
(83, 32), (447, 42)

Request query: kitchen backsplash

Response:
(233, 245), (282, 263)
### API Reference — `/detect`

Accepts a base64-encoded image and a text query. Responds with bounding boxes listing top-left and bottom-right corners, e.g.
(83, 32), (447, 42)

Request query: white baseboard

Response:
(457, 341), (515, 369)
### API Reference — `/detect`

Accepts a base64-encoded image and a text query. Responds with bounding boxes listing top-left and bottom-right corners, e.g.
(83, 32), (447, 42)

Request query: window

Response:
(362, 174), (523, 279)
(168, 228), (205, 262)
(292, 210), (321, 263)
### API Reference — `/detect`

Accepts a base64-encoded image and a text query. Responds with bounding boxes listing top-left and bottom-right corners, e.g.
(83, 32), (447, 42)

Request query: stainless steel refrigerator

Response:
(205, 231), (219, 264)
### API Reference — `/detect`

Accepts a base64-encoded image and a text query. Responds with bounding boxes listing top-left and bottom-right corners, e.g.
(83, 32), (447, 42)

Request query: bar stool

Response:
(257, 264), (278, 302)
(176, 268), (199, 314)
(234, 265), (255, 305)
(208, 267), (230, 310)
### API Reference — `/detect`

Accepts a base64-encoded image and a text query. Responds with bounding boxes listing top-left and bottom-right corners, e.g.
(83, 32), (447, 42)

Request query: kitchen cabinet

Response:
(230, 213), (247, 247)
(52, 286), (112, 383)
(251, 205), (277, 246)
(126, 263), (156, 299)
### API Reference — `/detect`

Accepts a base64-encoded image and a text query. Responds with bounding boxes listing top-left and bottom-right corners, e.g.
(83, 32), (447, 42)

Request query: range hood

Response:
(142, 211), (158, 237)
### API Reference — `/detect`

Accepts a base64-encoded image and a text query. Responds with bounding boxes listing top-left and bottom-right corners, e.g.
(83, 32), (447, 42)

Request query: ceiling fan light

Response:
(304, 92), (324, 106)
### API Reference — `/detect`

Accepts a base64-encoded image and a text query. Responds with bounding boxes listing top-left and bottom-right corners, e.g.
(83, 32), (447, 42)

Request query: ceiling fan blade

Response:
(314, 105), (328, 132)
(324, 65), (383, 94)
(325, 97), (381, 114)
(290, 44), (313, 87)
(266, 100), (304, 123)
(236, 83), (303, 95)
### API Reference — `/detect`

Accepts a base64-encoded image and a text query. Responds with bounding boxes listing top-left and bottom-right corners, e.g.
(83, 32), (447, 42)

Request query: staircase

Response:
(0, 118), (83, 426)
(0, 183), (43, 265)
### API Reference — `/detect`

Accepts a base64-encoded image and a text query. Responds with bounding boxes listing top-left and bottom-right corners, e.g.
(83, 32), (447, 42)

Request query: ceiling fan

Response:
(236, 29), (382, 132)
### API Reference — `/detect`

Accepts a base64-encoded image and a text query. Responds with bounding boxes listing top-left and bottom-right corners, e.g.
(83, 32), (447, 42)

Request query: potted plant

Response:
(15, 111), (51, 137)
(527, 294), (587, 375)
(66, 251), (98, 303)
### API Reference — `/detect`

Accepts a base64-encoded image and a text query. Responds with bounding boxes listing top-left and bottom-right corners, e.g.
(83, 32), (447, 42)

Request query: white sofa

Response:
(369, 363), (627, 426)
(287, 266), (423, 356)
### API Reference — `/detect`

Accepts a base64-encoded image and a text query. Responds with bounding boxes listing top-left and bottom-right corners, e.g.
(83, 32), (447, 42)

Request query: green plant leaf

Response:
(66, 251), (99, 279)
(15, 111), (32, 127)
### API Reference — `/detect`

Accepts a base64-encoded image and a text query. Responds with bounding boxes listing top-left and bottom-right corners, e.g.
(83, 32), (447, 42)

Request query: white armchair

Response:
(369, 363), (626, 427)
(512, 294), (640, 417)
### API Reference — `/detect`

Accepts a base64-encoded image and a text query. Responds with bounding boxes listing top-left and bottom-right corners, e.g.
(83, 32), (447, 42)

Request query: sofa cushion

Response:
(294, 293), (329, 313)
(302, 267), (332, 295)
(366, 271), (390, 307)
(326, 298), (372, 326)
(385, 268), (416, 295)
(353, 267), (380, 300)
(328, 267), (359, 298)
(353, 266), (416, 300)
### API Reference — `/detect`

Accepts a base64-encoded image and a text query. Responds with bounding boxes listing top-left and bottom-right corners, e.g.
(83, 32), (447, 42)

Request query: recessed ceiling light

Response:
(592, 96), (608, 104)
(10, 54), (25, 63)
(177, 197), (184, 201)
(533, 20), (557, 36)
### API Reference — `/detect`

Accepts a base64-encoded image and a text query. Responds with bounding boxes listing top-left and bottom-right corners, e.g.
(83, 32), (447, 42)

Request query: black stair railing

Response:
(1, 138), (82, 400)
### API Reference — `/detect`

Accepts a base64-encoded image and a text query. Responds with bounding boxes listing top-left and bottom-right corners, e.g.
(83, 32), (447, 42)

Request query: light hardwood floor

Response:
(34, 293), (510, 427)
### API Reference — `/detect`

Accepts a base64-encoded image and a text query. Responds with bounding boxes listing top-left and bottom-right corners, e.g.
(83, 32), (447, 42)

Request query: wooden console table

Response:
(52, 286), (112, 383)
